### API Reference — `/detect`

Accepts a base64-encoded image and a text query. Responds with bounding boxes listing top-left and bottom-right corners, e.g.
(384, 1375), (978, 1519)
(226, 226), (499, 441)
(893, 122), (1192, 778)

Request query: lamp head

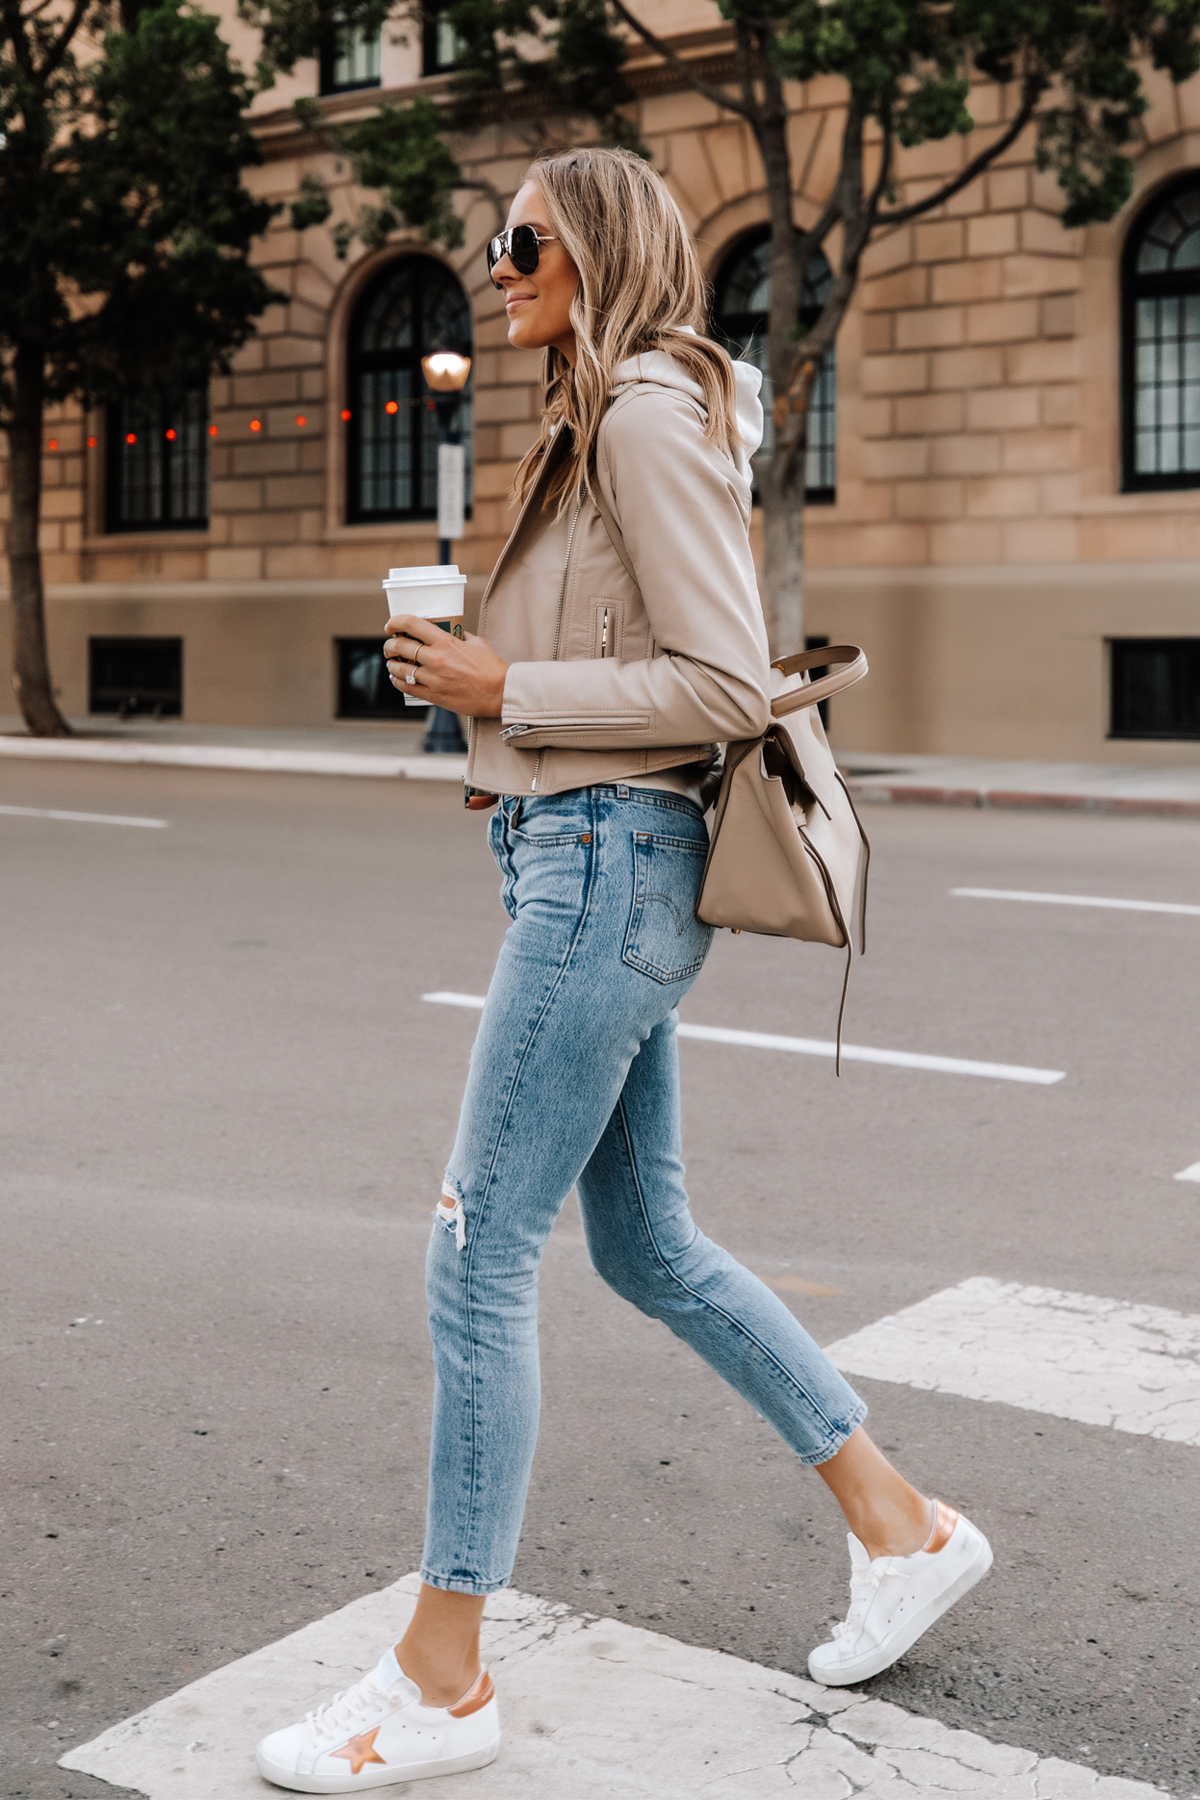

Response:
(421, 351), (472, 393)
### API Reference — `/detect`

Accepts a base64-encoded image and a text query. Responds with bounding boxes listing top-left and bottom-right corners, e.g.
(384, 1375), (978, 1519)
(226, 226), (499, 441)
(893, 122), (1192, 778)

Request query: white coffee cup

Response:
(383, 563), (467, 634)
(383, 564), (467, 705)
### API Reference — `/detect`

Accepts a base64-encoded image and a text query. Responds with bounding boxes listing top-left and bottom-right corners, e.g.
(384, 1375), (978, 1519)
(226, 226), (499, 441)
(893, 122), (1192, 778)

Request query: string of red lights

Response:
(55, 405), (438, 451)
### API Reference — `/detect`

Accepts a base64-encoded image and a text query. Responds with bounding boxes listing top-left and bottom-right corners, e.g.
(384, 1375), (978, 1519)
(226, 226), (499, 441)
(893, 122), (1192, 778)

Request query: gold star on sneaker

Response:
(330, 1727), (386, 1775)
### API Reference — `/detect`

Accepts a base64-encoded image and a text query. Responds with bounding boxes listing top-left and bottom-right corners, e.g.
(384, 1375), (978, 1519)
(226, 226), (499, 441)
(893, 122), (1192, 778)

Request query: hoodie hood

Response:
(611, 334), (764, 480)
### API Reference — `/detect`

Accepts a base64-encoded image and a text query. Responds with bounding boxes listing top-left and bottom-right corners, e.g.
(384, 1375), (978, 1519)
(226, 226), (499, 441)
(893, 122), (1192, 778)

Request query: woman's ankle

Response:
(853, 1494), (934, 1561)
(815, 1426), (935, 1559)
(395, 1584), (486, 1708)
(393, 1638), (482, 1709)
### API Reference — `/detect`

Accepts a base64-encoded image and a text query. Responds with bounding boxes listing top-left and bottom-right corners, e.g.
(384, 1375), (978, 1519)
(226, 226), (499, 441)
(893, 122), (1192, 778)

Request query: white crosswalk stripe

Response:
(952, 886), (1200, 916)
(0, 802), (168, 828)
(826, 1276), (1200, 1447)
(421, 993), (1066, 1085)
(59, 1576), (1162, 1800)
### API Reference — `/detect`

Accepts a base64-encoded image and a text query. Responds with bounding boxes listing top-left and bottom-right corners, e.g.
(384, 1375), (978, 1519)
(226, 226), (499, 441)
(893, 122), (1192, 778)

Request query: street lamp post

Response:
(420, 350), (471, 755)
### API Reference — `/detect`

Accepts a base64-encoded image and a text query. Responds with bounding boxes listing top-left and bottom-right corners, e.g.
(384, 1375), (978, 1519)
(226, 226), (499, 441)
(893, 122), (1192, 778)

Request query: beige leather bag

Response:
(697, 645), (871, 1067)
(589, 477), (870, 1068)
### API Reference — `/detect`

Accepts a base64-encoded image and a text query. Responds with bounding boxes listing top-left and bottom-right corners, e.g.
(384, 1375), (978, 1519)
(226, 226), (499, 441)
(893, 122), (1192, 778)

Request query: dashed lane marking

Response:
(421, 992), (1066, 1085)
(0, 803), (168, 828)
(952, 885), (1200, 916)
(826, 1276), (1200, 1447)
(1175, 1161), (1200, 1182)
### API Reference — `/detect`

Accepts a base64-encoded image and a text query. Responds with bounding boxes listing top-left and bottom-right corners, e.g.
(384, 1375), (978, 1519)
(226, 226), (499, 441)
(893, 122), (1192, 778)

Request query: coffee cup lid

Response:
(384, 564), (464, 584)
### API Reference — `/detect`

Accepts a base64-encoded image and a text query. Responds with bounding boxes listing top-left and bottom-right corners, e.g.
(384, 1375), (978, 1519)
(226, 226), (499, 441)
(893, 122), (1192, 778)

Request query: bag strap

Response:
(771, 646), (868, 716)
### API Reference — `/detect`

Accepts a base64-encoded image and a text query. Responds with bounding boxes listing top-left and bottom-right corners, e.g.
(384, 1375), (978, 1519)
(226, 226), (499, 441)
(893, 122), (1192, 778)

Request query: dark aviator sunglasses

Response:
(486, 224), (557, 283)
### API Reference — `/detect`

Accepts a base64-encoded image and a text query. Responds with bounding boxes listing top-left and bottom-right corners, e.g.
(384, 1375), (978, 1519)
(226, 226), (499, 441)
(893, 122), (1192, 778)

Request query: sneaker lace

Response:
(307, 1674), (393, 1745)
(831, 1559), (892, 1643)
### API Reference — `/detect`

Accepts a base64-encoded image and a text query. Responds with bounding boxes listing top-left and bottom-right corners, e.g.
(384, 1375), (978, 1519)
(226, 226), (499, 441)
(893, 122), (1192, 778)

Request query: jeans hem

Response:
(420, 1568), (510, 1597)
(801, 1399), (869, 1467)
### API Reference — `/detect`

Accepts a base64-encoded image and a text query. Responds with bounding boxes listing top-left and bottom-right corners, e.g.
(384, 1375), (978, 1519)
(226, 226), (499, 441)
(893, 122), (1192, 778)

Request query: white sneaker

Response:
(256, 1648), (500, 1793)
(808, 1500), (993, 1687)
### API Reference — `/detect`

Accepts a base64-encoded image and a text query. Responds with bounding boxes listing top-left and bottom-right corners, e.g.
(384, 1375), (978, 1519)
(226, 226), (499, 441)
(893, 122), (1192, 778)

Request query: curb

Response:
(847, 779), (1200, 819)
(0, 736), (467, 781)
(4, 736), (1198, 816)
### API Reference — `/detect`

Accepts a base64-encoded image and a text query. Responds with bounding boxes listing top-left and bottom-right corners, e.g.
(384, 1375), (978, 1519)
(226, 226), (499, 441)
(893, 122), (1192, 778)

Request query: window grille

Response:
(422, 6), (460, 74)
(345, 256), (473, 523)
(1110, 638), (1200, 738)
(319, 18), (381, 94)
(106, 388), (208, 532)
(89, 637), (183, 717)
(1122, 176), (1200, 489)
(711, 228), (836, 502)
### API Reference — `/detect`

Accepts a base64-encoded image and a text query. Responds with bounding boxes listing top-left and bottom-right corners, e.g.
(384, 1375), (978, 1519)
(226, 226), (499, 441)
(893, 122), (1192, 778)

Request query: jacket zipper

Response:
(601, 607), (609, 657)
(502, 711), (651, 735)
(530, 501), (582, 794)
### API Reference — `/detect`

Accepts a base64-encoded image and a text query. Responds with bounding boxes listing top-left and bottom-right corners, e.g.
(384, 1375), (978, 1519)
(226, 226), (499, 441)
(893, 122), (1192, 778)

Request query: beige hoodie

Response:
(465, 351), (772, 799)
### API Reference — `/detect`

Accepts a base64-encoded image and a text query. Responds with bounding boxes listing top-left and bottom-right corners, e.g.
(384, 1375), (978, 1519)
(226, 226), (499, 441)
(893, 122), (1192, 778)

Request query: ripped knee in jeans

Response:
(436, 1176), (467, 1251)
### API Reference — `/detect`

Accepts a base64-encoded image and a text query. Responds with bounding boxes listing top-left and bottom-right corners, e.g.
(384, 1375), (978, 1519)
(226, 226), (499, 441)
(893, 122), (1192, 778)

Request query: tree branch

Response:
(732, 16), (760, 128)
(38, 0), (94, 81)
(801, 187), (843, 259)
(4, 0), (35, 76)
(877, 80), (1042, 226)
(607, 0), (758, 124)
(866, 117), (894, 219)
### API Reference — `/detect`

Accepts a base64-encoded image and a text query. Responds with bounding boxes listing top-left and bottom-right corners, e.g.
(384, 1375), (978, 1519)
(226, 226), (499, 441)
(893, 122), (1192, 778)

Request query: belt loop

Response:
(615, 782), (629, 799)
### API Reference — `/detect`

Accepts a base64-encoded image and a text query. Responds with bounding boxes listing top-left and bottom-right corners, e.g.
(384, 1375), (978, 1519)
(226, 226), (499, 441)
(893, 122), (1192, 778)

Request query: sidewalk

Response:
(0, 715), (465, 782)
(3, 717), (1200, 816)
(837, 750), (1200, 819)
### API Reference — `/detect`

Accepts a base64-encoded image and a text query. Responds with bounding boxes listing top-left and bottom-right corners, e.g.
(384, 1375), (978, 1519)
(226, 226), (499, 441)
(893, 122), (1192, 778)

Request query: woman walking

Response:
(257, 147), (992, 1793)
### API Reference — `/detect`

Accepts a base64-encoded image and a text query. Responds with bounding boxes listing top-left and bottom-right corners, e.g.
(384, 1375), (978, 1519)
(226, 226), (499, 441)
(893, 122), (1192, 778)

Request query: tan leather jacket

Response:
(465, 359), (772, 798)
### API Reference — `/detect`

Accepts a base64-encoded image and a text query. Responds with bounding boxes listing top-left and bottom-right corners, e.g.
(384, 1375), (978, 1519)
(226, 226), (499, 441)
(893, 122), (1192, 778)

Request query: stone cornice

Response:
(250, 26), (743, 161)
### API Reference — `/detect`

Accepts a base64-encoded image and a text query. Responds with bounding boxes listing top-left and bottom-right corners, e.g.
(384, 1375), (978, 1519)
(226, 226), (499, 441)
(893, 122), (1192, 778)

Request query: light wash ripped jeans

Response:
(421, 783), (866, 1595)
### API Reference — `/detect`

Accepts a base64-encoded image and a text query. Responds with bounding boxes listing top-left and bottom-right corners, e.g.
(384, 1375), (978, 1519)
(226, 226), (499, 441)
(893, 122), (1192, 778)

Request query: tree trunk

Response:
(757, 448), (805, 659)
(753, 40), (806, 660)
(5, 345), (70, 736)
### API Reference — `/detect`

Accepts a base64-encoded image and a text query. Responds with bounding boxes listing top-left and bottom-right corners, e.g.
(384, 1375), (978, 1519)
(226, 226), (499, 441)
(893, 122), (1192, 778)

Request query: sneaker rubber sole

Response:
(256, 1738), (500, 1793)
(808, 1534), (994, 1687)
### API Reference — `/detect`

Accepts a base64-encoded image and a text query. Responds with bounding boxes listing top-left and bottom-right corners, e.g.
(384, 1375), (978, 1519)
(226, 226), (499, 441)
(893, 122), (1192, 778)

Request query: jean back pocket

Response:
(622, 831), (713, 984)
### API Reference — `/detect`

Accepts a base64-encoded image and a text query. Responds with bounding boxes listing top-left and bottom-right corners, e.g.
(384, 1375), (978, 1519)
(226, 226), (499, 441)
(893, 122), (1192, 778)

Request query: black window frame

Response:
(105, 386), (209, 534)
(422, 5), (460, 75)
(1121, 172), (1200, 492)
(88, 636), (184, 718)
(345, 254), (473, 525)
(711, 225), (837, 505)
(1109, 637), (1200, 740)
(318, 15), (382, 94)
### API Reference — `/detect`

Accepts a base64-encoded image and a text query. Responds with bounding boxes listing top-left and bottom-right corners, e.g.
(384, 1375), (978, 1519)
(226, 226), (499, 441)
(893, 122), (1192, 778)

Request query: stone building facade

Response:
(7, 1), (1200, 762)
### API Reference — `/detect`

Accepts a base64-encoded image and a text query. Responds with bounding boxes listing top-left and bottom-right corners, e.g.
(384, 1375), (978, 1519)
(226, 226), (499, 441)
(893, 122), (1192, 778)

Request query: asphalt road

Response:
(3, 759), (1198, 1799)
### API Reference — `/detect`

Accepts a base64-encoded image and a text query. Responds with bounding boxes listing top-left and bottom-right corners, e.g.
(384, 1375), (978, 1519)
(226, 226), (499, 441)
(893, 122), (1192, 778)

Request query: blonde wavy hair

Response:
(511, 146), (740, 513)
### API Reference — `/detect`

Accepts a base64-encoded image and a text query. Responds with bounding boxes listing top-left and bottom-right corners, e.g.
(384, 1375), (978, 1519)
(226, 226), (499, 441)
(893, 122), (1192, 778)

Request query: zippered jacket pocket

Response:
(500, 711), (653, 746)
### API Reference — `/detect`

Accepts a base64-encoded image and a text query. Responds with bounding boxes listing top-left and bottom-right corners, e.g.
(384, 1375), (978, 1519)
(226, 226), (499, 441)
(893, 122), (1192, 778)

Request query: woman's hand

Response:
(384, 615), (508, 718)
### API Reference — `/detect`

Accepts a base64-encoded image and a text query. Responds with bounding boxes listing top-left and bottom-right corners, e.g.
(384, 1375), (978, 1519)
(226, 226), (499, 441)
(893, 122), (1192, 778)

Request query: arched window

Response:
(1123, 175), (1200, 489)
(711, 228), (836, 501)
(346, 256), (473, 523)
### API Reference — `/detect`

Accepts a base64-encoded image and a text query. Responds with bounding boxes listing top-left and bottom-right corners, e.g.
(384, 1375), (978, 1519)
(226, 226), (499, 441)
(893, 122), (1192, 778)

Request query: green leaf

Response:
(290, 172), (334, 229)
